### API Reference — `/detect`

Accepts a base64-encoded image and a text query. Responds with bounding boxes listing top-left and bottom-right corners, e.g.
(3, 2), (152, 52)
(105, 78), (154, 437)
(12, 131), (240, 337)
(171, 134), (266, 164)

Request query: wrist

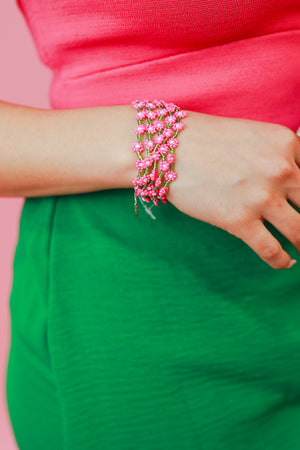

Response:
(115, 104), (139, 189)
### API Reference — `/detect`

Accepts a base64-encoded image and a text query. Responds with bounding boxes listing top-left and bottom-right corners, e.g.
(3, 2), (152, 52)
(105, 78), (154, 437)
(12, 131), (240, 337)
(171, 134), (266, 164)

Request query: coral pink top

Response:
(17, 0), (300, 130)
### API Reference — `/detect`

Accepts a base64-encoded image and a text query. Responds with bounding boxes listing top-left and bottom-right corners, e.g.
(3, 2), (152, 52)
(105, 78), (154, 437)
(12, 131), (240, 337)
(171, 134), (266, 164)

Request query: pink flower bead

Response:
(151, 151), (161, 161)
(145, 124), (157, 135)
(158, 144), (169, 155)
(153, 99), (163, 107)
(140, 174), (151, 184)
(159, 186), (169, 196)
(167, 153), (175, 163)
(132, 100), (141, 109)
(164, 128), (174, 138)
(168, 137), (179, 149)
(165, 171), (177, 181)
(131, 141), (144, 152)
(145, 110), (157, 120)
(154, 134), (165, 145)
(135, 160), (147, 170)
(159, 160), (169, 171)
(136, 111), (146, 120)
(165, 115), (177, 125)
(134, 187), (142, 196)
(143, 157), (154, 167)
(144, 139), (155, 151)
(137, 100), (148, 109)
(135, 124), (146, 135)
(168, 103), (178, 114)
(132, 178), (140, 187)
(175, 110), (187, 119)
(165, 103), (177, 113)
(157, 108), (168, 118)
(172, 122), (184, 131)
(146, 101), (156, 110)
(155, 178), (162, 187)
(153, 120), (165, 131)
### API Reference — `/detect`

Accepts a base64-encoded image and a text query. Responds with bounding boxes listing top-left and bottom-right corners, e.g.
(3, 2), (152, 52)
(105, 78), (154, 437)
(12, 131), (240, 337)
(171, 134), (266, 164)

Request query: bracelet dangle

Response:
(131, 99), (187, 216)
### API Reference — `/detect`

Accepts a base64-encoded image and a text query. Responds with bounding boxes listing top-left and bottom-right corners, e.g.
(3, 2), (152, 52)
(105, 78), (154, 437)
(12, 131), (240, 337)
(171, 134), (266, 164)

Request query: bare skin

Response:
(168, 110), (300, 270)
(0, 100), (138, 196)
(1, 100), (300, 270)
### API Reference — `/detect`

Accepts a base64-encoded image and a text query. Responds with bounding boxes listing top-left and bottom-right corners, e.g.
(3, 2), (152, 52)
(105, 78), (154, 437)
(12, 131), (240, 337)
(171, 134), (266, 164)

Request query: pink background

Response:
(0, 2), (52, 448)
(1, 3), (300, 449)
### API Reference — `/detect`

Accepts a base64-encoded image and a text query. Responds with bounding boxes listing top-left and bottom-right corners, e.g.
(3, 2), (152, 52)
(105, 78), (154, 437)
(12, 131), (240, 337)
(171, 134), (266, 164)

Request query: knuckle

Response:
(277, 125), (298, 148)
(250, 186), (280, 211)
(291, 233), (300, 249)
(270, 157), (294, 181)
(224, 208), (250, 235)
(260, 243), (281, 260)
(255, 188), (275, 209)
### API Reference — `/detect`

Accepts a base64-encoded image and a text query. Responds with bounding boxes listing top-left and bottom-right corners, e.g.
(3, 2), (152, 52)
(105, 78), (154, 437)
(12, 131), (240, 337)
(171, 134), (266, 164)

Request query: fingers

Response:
(262, 198), (300, 254)
(235, 218), (293, 269)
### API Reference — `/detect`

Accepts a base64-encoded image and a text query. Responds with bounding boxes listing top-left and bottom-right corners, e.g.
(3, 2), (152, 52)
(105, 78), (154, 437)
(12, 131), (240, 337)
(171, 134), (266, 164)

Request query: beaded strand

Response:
(131, 99), (187, 216)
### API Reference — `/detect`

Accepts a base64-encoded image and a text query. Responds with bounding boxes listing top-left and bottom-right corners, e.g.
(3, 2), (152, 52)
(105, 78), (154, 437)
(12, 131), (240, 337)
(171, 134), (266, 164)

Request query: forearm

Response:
(0, 99), (138, 197)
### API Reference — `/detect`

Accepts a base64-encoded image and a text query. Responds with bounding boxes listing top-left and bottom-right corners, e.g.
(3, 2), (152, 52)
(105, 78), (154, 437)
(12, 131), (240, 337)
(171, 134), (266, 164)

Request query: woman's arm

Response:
(1, 98), (300, 269)
(0, 100), (138, 197)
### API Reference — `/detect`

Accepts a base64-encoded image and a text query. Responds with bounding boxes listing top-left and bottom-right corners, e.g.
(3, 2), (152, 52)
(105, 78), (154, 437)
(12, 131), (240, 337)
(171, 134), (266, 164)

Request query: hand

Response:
(167, 110), (300, 269)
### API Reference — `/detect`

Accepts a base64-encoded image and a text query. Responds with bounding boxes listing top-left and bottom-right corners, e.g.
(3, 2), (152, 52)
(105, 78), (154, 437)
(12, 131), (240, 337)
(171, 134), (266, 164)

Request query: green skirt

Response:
(6, 187), (300, 449)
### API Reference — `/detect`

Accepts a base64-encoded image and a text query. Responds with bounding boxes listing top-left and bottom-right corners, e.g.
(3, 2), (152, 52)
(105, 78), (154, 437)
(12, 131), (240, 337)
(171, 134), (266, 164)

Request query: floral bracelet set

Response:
(131, 99), (187, 216)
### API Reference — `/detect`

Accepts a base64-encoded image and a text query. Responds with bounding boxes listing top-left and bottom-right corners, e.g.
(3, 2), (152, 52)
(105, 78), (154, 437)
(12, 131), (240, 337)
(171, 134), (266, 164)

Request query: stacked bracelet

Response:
(131, 99), (187, 216)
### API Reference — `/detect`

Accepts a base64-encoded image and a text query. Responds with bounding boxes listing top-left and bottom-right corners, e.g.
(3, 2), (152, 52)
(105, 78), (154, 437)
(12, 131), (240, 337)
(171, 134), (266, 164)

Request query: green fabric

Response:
(6, 188), (300, 449)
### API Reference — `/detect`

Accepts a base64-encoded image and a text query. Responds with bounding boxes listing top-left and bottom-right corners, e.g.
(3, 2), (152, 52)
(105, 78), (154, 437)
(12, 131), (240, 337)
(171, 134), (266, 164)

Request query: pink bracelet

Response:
(131, 99), (187, 216)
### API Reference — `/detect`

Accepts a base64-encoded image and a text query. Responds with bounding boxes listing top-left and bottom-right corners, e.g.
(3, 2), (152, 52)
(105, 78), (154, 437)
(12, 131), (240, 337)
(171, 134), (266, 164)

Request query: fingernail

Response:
(287, 259), (297, 269)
